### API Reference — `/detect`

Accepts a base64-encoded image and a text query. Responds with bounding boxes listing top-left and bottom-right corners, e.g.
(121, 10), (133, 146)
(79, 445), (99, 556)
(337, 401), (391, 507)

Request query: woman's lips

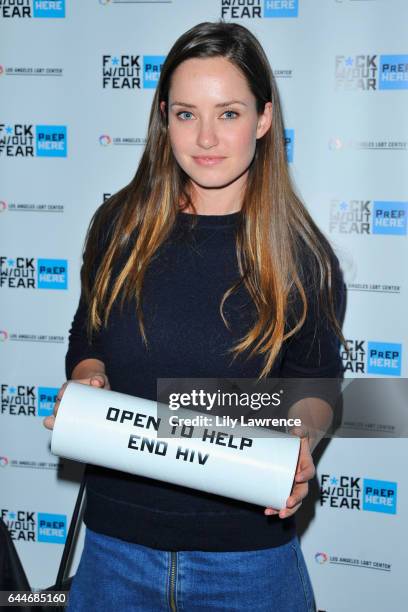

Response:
(192, 156), (226, 166)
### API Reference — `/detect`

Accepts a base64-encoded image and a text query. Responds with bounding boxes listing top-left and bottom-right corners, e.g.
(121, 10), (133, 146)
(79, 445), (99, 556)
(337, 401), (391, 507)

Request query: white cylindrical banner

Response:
(51, 382), (301, 509)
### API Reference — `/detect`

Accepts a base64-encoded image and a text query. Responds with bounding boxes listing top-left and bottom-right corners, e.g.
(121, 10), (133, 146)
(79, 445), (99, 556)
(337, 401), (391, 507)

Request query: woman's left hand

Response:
(263, 436), (315, 519)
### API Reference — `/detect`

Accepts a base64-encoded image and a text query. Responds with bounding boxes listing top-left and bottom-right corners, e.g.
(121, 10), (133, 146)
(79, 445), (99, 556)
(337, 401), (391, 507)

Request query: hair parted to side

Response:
(81, 20), (347, 380)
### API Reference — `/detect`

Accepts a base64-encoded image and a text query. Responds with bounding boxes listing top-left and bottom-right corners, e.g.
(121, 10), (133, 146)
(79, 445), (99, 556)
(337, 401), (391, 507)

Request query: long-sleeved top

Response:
(65, 208), (345, 552)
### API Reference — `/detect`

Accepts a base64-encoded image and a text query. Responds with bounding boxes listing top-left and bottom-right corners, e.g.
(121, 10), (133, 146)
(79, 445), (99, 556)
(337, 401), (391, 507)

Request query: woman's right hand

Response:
(43, 373), (110, 431)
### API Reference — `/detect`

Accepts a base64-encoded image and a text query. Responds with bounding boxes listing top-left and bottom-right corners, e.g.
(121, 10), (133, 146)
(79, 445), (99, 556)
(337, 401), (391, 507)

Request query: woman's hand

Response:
(42, 373), (110, 431)
(263, 436), (315, 519)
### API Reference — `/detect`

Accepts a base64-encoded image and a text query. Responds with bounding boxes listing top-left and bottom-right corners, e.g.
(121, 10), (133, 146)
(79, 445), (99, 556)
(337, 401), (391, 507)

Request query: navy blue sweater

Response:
(66, 209), (345, 551)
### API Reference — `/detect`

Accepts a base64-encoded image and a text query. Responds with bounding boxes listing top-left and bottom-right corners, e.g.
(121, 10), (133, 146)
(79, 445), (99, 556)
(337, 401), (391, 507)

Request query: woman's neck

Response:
(182, 175), (246, 215)
(181, 204), (241, 215)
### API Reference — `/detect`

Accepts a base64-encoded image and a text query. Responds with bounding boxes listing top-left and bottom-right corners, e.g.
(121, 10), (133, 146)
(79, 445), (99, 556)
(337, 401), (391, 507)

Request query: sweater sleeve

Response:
(280, 252), (346, 378)
(65, 293), (105, 380)
(65, 216), (108, 380)
(278, 252), (346, 420)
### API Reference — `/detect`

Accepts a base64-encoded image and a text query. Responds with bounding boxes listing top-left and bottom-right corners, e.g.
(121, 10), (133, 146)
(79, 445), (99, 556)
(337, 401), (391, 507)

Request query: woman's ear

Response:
(256, 101), (272, 140)
(160, 101), (169, 128)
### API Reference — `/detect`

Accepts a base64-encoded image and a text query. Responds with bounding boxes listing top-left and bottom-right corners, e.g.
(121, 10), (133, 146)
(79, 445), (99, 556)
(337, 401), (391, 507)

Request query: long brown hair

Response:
(81, 20), (347, 380)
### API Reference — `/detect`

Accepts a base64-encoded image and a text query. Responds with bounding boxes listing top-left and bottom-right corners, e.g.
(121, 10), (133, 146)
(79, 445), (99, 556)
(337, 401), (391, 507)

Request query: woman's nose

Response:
(196, 120), (219, 149)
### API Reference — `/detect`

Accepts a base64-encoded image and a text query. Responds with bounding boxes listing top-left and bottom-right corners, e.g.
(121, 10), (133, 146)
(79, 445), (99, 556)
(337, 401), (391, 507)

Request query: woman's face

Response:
(161, 57), (272, 191)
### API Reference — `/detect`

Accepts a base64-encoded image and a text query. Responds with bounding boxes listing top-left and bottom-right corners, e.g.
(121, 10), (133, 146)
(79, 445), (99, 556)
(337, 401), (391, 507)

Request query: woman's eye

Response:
(223, 110), (238, 120)
(177, 111), (194, 120)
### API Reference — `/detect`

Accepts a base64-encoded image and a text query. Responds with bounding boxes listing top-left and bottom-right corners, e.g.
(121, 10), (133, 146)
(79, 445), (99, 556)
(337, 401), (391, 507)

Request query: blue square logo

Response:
(367, 342), (402, 376)
(36, 125), (67, 157)
(37, 259), (68, 290)
(38, 513), (67, 543)
(372, 201), (407, 235)
(33, 0), (65, 18)
(285, 129), (294, 163)
(143, 56), (165, 89)
(264, 0), (298, 18)
(38, 387), (59, 417)
(379, 55), (408, 90)
(363, 479), (397, 514)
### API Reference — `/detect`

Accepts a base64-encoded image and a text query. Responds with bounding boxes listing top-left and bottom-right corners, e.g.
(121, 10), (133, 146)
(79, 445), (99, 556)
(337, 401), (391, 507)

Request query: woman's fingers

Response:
(279, 482), (309, 518)
(295, 463), (315, 483)
(264, 479), (310, 518)
(43, 414), (56, 430)
(55, 382), (68, 406)
(264, 507), (279, 516)
(42, 375), (110, 430)
(278, 500), (303, 519)
(90, 374), (108, 387)
(43, 382), (67, 430)
(286, 483), (309, 508)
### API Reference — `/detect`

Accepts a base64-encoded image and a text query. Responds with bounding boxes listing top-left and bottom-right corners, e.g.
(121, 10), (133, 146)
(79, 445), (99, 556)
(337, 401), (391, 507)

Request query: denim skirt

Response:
(67, 527), (316, 611)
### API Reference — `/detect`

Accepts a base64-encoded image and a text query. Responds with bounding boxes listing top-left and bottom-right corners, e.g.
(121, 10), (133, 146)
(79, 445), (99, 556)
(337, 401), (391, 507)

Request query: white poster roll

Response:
(51, 382), (301, 509)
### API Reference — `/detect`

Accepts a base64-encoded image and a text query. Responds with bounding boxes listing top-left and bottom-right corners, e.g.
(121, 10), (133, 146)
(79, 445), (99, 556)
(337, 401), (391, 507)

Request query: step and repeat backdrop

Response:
(1, 1), (407, 609)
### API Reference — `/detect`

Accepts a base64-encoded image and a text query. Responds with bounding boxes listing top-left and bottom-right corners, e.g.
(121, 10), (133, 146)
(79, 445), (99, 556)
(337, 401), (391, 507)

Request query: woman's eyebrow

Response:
(170, 100), (248, 108)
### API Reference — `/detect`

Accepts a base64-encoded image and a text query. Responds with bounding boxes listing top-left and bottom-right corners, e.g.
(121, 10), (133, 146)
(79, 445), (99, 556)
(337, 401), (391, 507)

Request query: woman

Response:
(44, 20), (346, 612)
